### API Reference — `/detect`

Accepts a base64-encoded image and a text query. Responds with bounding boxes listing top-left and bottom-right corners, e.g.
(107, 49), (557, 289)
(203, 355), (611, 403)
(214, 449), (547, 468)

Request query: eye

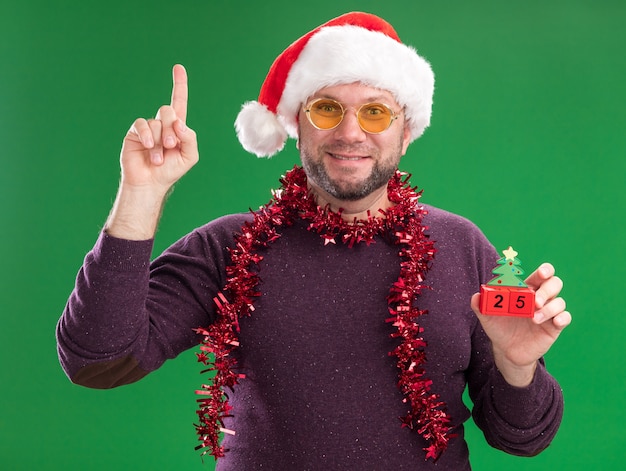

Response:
(314, 100), (342, 115)
(361, 104), (389, 119)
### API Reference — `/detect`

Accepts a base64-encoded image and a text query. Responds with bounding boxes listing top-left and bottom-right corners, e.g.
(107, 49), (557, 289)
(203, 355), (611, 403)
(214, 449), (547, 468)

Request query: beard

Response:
(301, 155), (397, 201)
(298, 136), (405, 202)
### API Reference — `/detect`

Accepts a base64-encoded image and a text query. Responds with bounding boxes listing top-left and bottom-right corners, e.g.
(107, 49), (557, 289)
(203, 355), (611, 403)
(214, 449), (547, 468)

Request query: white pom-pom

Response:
(234, 101), (288, 158)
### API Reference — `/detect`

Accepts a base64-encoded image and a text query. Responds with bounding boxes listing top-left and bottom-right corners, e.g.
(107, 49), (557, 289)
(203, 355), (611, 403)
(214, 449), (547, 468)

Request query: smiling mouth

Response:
(329, 153), (367, 161)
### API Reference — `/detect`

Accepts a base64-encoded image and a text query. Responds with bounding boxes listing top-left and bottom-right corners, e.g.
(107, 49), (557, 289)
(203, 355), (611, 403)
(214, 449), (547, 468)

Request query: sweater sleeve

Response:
(465, 234), (564, 456)
(56, 214), (248, 389)
(468, 329), (564, 455)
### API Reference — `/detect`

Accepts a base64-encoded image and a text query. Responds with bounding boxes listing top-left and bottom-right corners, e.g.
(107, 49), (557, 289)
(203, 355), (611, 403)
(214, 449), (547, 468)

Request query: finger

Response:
(553, 310), (572, 330)
(533, 296), (566, 324)
(535, 308), (571, 332)
(155, 105), (179, 149)
(171, 64), (188, 122)
(146, 119), (164, 165)
(534, 275), (564, 309)
(173, 118), (199, 164)
(129, 118), (154, 148)
(524, 263), (555, 291)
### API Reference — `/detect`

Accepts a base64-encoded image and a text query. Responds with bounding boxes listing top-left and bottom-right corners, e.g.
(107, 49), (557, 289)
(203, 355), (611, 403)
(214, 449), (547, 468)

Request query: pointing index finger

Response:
(171, 64), (188, 122)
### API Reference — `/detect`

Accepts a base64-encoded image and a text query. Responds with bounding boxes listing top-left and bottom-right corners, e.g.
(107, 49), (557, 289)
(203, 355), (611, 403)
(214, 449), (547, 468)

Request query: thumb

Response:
(470, 292), (481, 316)
(173, 118), (198, 160)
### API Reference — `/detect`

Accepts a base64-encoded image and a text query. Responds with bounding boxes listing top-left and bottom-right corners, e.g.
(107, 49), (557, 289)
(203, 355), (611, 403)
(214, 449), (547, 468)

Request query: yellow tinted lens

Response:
(357, 103), (393, 133)
(308, 99), (343, 129)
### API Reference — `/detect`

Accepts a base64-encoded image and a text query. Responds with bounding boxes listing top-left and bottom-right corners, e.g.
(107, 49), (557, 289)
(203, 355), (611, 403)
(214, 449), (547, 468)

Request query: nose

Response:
(333, 107), (367, 143)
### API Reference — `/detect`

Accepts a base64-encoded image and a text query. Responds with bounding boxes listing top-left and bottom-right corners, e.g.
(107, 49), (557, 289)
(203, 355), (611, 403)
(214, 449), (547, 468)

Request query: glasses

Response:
(303, 98), (401, 134)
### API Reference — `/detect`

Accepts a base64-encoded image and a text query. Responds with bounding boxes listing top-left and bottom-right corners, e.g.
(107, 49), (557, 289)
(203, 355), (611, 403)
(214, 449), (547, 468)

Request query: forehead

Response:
(309, 82), (400, 107)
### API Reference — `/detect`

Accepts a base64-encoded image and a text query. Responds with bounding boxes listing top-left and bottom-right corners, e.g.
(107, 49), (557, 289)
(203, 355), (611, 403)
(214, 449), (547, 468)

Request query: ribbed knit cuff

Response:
(491, 360), (558, 429)
(89, 231), (155, 272)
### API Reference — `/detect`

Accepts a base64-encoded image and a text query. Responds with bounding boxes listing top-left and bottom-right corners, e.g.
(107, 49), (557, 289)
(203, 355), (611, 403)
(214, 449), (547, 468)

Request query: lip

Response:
(328, 152), (369, 161)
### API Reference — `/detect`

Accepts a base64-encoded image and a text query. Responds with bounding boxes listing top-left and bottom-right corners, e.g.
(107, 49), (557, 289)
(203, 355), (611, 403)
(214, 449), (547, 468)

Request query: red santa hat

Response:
(235, 11), (435, 157)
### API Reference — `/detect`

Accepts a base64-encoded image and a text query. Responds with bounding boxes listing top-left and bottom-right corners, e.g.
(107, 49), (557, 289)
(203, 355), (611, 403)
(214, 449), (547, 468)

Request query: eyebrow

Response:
(310, 93), (395, 105)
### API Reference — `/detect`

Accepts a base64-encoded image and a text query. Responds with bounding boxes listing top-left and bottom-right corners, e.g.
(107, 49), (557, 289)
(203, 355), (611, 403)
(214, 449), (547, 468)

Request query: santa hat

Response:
(235, 12), (435, 157)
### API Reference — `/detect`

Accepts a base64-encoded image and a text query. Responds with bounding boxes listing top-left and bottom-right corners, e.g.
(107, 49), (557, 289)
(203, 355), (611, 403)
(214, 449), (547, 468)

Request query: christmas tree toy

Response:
(479, 246), (535, 317)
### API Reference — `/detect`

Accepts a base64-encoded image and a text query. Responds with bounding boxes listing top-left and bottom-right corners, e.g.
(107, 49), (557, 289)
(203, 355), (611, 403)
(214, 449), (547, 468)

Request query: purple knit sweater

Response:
(57, 205), (563, 470)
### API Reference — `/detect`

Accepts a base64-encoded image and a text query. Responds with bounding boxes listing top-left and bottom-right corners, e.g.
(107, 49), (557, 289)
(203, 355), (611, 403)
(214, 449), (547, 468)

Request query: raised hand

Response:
(470, 263), (571, 386)
(120, 64), (198, 191)
(106, 65), (199, 240)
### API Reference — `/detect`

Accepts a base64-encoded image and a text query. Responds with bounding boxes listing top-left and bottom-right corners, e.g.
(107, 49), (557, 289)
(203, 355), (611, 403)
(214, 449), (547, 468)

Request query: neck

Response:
(307, 181), (393, 221)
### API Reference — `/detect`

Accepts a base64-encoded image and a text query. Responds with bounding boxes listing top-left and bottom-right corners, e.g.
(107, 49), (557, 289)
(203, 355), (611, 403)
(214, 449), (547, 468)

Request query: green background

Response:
(2, 0), (624, 469)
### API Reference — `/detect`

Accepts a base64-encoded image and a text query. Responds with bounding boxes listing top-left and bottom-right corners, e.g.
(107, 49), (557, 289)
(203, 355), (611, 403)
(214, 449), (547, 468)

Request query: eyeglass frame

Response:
(303, 98), (402, 134)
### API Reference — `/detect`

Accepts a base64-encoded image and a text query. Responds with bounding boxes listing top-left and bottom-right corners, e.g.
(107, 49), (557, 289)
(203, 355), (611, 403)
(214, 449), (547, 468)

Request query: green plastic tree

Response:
(486, 246), (528, 287)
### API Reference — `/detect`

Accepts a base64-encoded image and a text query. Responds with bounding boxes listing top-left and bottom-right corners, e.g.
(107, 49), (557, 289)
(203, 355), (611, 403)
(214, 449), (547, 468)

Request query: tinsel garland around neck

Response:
(193, 165), (454, 461)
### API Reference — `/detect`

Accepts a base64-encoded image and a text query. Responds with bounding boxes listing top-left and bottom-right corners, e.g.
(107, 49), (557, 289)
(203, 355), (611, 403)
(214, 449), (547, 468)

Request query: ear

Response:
(296, 112), (304, 150)
(295, 118), (301, 150)
(401, 122), (411, 155)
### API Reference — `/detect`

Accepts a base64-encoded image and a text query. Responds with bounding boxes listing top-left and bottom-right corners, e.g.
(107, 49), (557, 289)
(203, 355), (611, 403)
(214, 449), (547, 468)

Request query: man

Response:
(57, 12), (571, 470)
